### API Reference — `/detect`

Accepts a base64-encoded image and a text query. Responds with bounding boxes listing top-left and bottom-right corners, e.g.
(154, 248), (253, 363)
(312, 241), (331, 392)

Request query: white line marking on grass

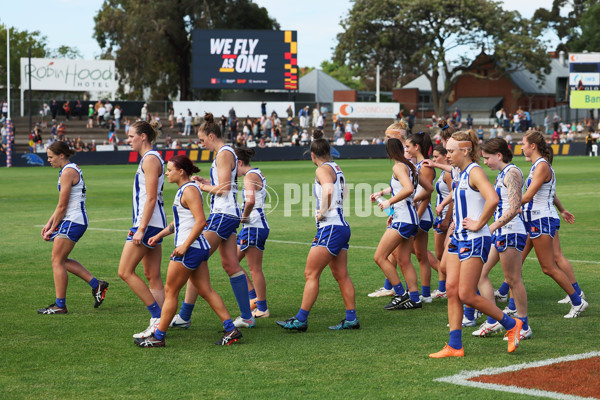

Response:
(434, 351), (600, 400)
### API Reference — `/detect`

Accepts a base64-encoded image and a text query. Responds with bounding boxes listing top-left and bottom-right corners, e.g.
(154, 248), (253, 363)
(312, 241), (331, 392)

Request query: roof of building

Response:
(451, 97), (503, 112)
(299, 69), (351, 103)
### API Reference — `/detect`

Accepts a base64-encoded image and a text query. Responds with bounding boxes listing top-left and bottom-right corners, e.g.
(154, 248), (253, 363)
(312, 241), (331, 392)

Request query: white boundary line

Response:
(434, 351), (600, 400)
(31, 225), (600, 264)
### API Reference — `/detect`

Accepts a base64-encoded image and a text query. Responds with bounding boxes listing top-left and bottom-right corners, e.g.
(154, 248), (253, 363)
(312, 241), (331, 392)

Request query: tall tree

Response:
(534, 0), (600, 52)
(335, 0), (551, 117)
(46, 45), (83, 60)
(0, 23), (47, 91)
(94, 0), (279, 101)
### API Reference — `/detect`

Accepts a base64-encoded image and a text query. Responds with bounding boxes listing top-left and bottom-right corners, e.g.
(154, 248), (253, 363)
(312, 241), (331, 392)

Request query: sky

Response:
(1, 0), (566, 68)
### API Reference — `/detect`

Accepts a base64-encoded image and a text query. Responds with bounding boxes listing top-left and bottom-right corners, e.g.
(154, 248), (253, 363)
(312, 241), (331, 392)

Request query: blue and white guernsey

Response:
(522, 157), (554, 222)
(173, 182), (210, 250)
(494, 164), (526, 235)
(59, 162), (88, 226)
(209, 145), (240, 217)
(390, 162), (419, 225)
(453, 163), (490, 240)
(435, 170), (450, 220)
(416, 160), (435, 222)
(242, 168), (269, 229)
(133, 150), (166, 229)
(313, 161), (348, 228)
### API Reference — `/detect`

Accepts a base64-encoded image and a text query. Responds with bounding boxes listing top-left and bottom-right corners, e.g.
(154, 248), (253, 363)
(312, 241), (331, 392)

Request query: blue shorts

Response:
(388, 221), (418, 239)
(205, 213), (240, 240)
(126, 226), (164, 248)
(492, 233), (527, 252)
(171, 246), (210, 270)
(433, 216), (447, 234)
(50, 220), (87, 243)
(552, 217), (560, 232)
(524, 217), (556, 239)
(418, 218), (433, 232)
(312, 225), (351, 256)
(237, 227), (269, 251)
(448, 236), (492, 263)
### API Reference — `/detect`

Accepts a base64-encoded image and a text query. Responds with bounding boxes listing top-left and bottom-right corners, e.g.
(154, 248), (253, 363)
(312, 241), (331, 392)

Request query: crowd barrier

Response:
(1, 143), (590, 167)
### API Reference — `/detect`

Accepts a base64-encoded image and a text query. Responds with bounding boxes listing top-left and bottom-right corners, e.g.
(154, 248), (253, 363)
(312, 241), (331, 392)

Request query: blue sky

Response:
(1, 0), (564, 68)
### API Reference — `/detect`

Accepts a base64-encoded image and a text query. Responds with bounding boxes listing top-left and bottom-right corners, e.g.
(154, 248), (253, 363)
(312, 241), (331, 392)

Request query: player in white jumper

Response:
(38, 141), (108, 314)
(520, 130), (588, 318)
(277, 130), (358, 331)
(474, 138), (530, 339)
(171, 113), (254, 330)
(118, 121), (167, 339)
(430, 131), (523, 358)
(235, 147), (271, 318)
(135, 155), (241, 347)
(371, 138), (422, 310)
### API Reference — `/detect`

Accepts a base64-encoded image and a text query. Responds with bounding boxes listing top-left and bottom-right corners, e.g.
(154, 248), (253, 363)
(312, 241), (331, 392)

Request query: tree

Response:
(46, 45), (83, 59)
(335, 0), (551, 117)
(0, 23), (47, 91)
(534, 0), (600, 52)
(320, 60), (365, 90)
(93, 0), (279, 101)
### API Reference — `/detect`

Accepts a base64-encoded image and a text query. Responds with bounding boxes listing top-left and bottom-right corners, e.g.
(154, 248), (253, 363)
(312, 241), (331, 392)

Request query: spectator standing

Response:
(168, 108), (175, 128)
(407, 109), (416, 133)
(98, 104), (107, 127)
(353, 121), (359, 135)
(453, 106), (461, 122)
(466, 114), (473, 129)
(228, 107), (237, 129)
(114, 105), (122, 130)
(176, 112), (183, 134)
(317, 113), (324, 130)
(286, 105), (293, 118)
(261, 101), (267, 116)
(140, 103), (148, 121)
(552, 113), (560, 133)
(105, 101), (113, 117)
(50, 99), (59, 120)
(312, 105), (321, 129)
(544, 114), (550, 134)
(193, 113), (202, 135)
(477, 125), (484, 141)
(75, 100), (83, 120)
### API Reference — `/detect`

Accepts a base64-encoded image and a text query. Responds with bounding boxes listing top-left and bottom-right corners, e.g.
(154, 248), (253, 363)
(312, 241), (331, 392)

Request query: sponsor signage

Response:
(570, 90), (600, 108)
(333, 102), (400, 119)
(20, 58), (117, 91)
(569, 53), (600, 63)
(569, 73), (600, 86)
(192, 29), (298, 90)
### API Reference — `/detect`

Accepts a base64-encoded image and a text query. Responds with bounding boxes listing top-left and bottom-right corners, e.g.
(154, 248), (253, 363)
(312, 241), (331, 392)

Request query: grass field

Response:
(1, 156), (598, 399)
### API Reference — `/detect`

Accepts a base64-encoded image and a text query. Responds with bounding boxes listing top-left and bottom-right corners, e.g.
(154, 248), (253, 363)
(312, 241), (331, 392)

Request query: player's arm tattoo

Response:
(494, 169), (523, 228)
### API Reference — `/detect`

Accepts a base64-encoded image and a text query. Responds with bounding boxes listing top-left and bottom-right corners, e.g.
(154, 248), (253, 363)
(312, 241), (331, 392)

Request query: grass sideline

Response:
(0, 156), (598, 399)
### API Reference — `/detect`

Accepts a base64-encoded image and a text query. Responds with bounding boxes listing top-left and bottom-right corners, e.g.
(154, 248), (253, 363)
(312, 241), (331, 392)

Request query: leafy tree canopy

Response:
(0, 22), (47, 90)
(334, 0), (551, 116)
(94, 0), (279, 101)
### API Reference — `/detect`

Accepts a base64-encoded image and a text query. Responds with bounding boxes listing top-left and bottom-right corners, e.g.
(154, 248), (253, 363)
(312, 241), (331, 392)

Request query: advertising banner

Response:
(570, 90), (600, 109)
(20, 58), (117, 91)
(333, 102), (400, 119)
(192, 29), (297, 90)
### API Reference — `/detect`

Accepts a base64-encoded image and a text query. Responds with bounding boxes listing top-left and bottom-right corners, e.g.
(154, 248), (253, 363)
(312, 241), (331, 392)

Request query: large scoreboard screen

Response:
(569, 53), (600, 108)
(192, 30), (298, 90)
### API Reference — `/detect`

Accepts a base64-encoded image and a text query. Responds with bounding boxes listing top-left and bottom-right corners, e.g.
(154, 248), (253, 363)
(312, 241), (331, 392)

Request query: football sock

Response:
(384, 279), (392, 290)
(392, 282), (405, 296)
(422, 285), (431, 298)
(88, 277), (99, 290)
(345, 309), (357, 322)
(179, 302), (195, 321)
(257, 300), (268, 312)
(569, 291), (582, 306)
(438, 280), (446, 292)
(147, 301), (161, 318)
(499, 313), (516, 331)
(464, 306), (475, 321)
(223, 318), (235, 332)
(154, 328), (166, 341)
(409, 291), (420, 303)
(572, 282), (582, 295)
(498, 281), (510, 296)
(56, 298), (66, 308)
(519, 316), (529, 331)
(487, 316), (497, 324)
(449, 329), (462, 350)
(296, 308), (309, 322)
(508, 297), (516, 311)
(248, 289), (257, 300)
(230, 274), (252, 320)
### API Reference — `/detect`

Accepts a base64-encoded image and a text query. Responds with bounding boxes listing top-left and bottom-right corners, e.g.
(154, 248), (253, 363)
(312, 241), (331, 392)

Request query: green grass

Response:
(0, 157), (598, 399)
